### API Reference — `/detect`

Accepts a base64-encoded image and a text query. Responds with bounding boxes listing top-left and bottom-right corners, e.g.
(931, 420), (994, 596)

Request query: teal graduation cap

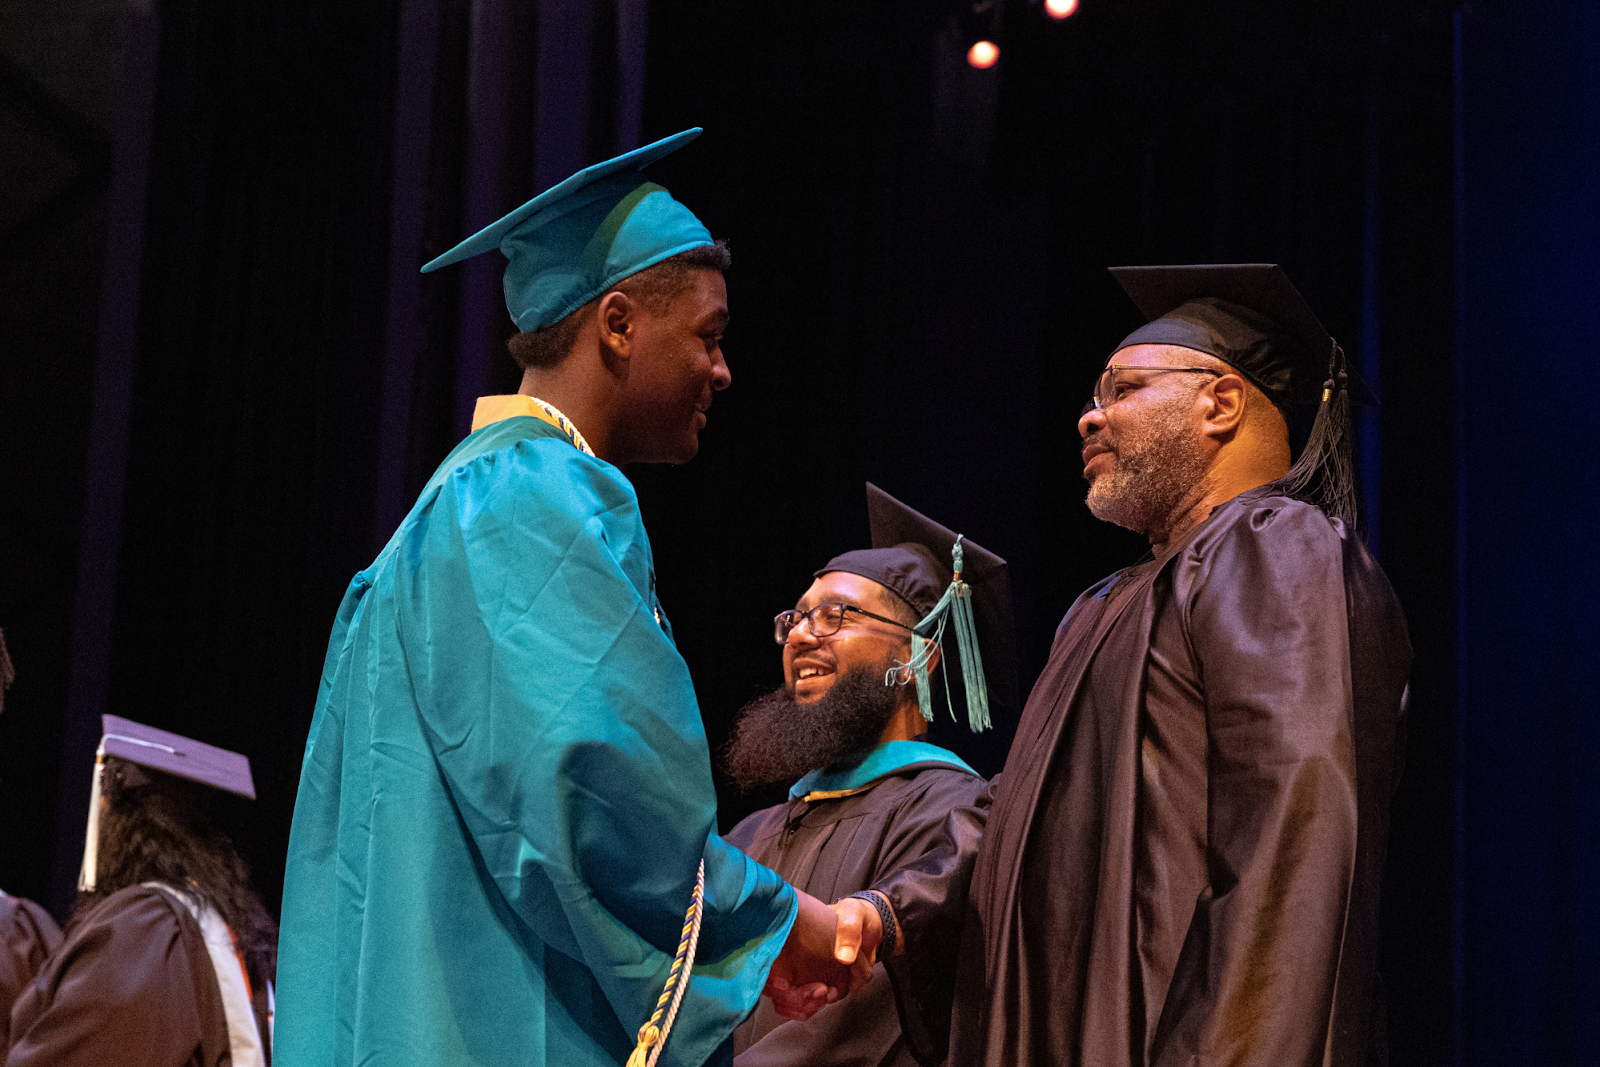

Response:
(421, 128), (714, 332)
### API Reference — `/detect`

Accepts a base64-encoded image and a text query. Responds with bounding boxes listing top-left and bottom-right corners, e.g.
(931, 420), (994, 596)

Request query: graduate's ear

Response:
(596, 290), (638, 362)
(1199, 371), (1248, 439)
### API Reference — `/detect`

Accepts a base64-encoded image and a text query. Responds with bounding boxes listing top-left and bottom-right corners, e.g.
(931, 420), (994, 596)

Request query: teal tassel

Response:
(911, 635), (935, 723)
(950, 585), (990, 732)
(886, 536), (991, 733)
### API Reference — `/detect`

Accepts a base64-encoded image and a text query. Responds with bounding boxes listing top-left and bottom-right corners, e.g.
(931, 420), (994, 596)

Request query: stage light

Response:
(1045, 0), (1078, 18)
(967, 40), (999, 68)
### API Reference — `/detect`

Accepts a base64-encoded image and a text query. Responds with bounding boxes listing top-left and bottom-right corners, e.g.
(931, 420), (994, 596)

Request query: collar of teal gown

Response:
(788, 740), (977, 799)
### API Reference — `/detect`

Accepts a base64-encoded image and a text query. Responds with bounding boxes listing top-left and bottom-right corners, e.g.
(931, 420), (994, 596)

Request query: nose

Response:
(1078, 402), (1105, 440)
(711, 347), (731, 392)
(786, 616), (821, 648)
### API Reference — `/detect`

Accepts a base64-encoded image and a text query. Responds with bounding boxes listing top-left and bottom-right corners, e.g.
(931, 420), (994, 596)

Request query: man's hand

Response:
(830, 894), (889, 990)
(764, 890), (862, 1020)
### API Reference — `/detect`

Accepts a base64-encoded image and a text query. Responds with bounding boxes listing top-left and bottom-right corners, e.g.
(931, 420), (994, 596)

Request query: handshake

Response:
(763, 891), (895, 1021)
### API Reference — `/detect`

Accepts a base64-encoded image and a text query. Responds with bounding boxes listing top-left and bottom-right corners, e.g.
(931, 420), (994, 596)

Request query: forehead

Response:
(797, 570), (899, 613)
(670, 268), (728, 326)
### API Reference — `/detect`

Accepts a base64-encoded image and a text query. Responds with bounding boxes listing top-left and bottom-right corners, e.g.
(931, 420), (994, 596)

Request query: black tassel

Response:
(1274, 340), (1359, 531)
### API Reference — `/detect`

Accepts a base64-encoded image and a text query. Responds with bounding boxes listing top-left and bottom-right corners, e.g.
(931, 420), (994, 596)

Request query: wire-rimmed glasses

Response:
(1080, 364), (1225, 416)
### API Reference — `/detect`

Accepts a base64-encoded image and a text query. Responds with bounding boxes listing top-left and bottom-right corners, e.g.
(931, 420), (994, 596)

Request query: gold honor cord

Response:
(627, 859), (706, 1067)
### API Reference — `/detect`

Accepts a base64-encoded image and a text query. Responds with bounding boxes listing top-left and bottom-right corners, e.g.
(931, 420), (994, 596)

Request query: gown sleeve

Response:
(5, 888), (220, 1067)
(0, 896), (61, 1052)
(1150, 501), (1361, 1066)
(395, 440), (796, 1067)
(872, 772), (991, 1067)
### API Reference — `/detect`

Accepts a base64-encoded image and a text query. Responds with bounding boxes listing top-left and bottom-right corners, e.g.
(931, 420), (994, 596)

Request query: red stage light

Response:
(967, 40), (999, 68)
(1045, 0), (1079, 17)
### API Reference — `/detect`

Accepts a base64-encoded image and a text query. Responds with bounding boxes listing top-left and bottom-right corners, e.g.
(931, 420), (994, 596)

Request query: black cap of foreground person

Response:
(817, 483), (1018, 731)
(1110, 263), (1363, 528)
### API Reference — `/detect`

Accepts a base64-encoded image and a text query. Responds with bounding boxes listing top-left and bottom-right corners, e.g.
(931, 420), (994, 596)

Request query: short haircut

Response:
(506, 240), (731, 370)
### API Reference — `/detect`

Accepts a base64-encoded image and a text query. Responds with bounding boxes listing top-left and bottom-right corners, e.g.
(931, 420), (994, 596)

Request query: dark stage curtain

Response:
(1455, 3), (1600, 1062)
(42, 0), (647, 915)
(8, 1), (1592, 1062)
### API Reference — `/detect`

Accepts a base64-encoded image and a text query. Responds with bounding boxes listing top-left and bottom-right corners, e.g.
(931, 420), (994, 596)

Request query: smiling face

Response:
(1076, 344), (1218, 536)
(610, 268), (730, 465)
(783, 571), (918, 706)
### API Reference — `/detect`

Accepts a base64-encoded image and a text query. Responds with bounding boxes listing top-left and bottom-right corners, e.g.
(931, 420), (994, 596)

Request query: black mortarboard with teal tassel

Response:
(816, 484), (1018, 732)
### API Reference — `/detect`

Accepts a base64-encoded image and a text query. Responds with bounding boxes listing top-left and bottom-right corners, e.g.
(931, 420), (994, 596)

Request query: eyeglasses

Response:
(1081, 364), (1224, 416)
(773, 602), (915, 644)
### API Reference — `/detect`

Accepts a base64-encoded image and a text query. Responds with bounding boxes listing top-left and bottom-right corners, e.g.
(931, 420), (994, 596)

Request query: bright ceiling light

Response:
(967, 40), (1000, 69)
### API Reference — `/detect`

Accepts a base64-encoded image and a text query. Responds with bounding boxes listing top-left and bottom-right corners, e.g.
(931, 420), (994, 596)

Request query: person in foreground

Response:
(0, 627), (64, 1051)
(8, 716), (275, 1067)
(276, 129), (856, 1067)
(948, 264), (1411, 1067)
(725, 485), (1012, 1067)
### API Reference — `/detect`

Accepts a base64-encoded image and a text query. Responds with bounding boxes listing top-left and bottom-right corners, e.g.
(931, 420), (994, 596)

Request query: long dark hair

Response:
(76, 756), (277, 979)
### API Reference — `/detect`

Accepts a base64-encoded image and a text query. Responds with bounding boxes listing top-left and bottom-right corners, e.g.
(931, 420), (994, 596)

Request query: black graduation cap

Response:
(1110, 263), (1343, 410)
(816, 484), (1019, 730)
(1109, 263), (1360, 528)
(79, 716), (255, 891)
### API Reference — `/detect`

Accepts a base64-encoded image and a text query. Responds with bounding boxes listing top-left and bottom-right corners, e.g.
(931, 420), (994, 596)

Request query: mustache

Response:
(1082, 429), (1116, 465)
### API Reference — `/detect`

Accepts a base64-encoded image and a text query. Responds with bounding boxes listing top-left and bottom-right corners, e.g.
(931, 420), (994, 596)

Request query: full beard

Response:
(724, 659), (904, 791)
(1084, 395), (1209, 538)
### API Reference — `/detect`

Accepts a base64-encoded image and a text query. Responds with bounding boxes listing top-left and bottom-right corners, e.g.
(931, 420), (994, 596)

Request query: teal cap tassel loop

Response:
(886, 536), (991, 732)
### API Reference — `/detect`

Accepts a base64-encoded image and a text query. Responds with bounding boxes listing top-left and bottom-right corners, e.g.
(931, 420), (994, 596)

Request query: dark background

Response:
(1, 0), (1593, 1062)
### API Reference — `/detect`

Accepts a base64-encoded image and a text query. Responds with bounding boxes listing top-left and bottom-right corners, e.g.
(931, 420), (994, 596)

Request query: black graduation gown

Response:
(6, 885), (270, 1067)
(950, 488), (1410, 1067)
(727, 759), (991, 1067)
(0, 893), (61, 1052)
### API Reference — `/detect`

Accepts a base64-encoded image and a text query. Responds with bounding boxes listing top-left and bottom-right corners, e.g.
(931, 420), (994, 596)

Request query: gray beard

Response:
(723, 660), (903, 791)
(1084, 396), (1208, 538)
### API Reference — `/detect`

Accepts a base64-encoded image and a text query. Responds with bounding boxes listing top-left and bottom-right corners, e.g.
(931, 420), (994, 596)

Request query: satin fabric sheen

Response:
(275, 415), (797, 1067)
(951, 488), (1410, 1067)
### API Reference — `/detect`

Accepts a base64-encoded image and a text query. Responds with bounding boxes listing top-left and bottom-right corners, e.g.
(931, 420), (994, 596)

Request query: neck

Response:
(519, 364), (621, 464)
(878, 699), (929, 745)
(1149, 447), (1289, 555)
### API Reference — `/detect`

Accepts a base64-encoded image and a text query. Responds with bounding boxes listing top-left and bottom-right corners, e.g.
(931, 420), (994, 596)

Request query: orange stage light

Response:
(967, 40), (1000, 68)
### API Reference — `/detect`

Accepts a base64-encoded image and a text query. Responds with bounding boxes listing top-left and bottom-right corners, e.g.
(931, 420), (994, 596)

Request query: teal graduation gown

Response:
(275, 415), (797, 1067)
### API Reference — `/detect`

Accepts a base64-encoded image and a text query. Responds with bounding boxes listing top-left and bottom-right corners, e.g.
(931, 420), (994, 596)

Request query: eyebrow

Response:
(702, 308), (729, 332)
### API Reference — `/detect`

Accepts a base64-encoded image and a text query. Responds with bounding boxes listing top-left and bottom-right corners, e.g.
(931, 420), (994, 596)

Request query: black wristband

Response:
(845, 890), (897, 955)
